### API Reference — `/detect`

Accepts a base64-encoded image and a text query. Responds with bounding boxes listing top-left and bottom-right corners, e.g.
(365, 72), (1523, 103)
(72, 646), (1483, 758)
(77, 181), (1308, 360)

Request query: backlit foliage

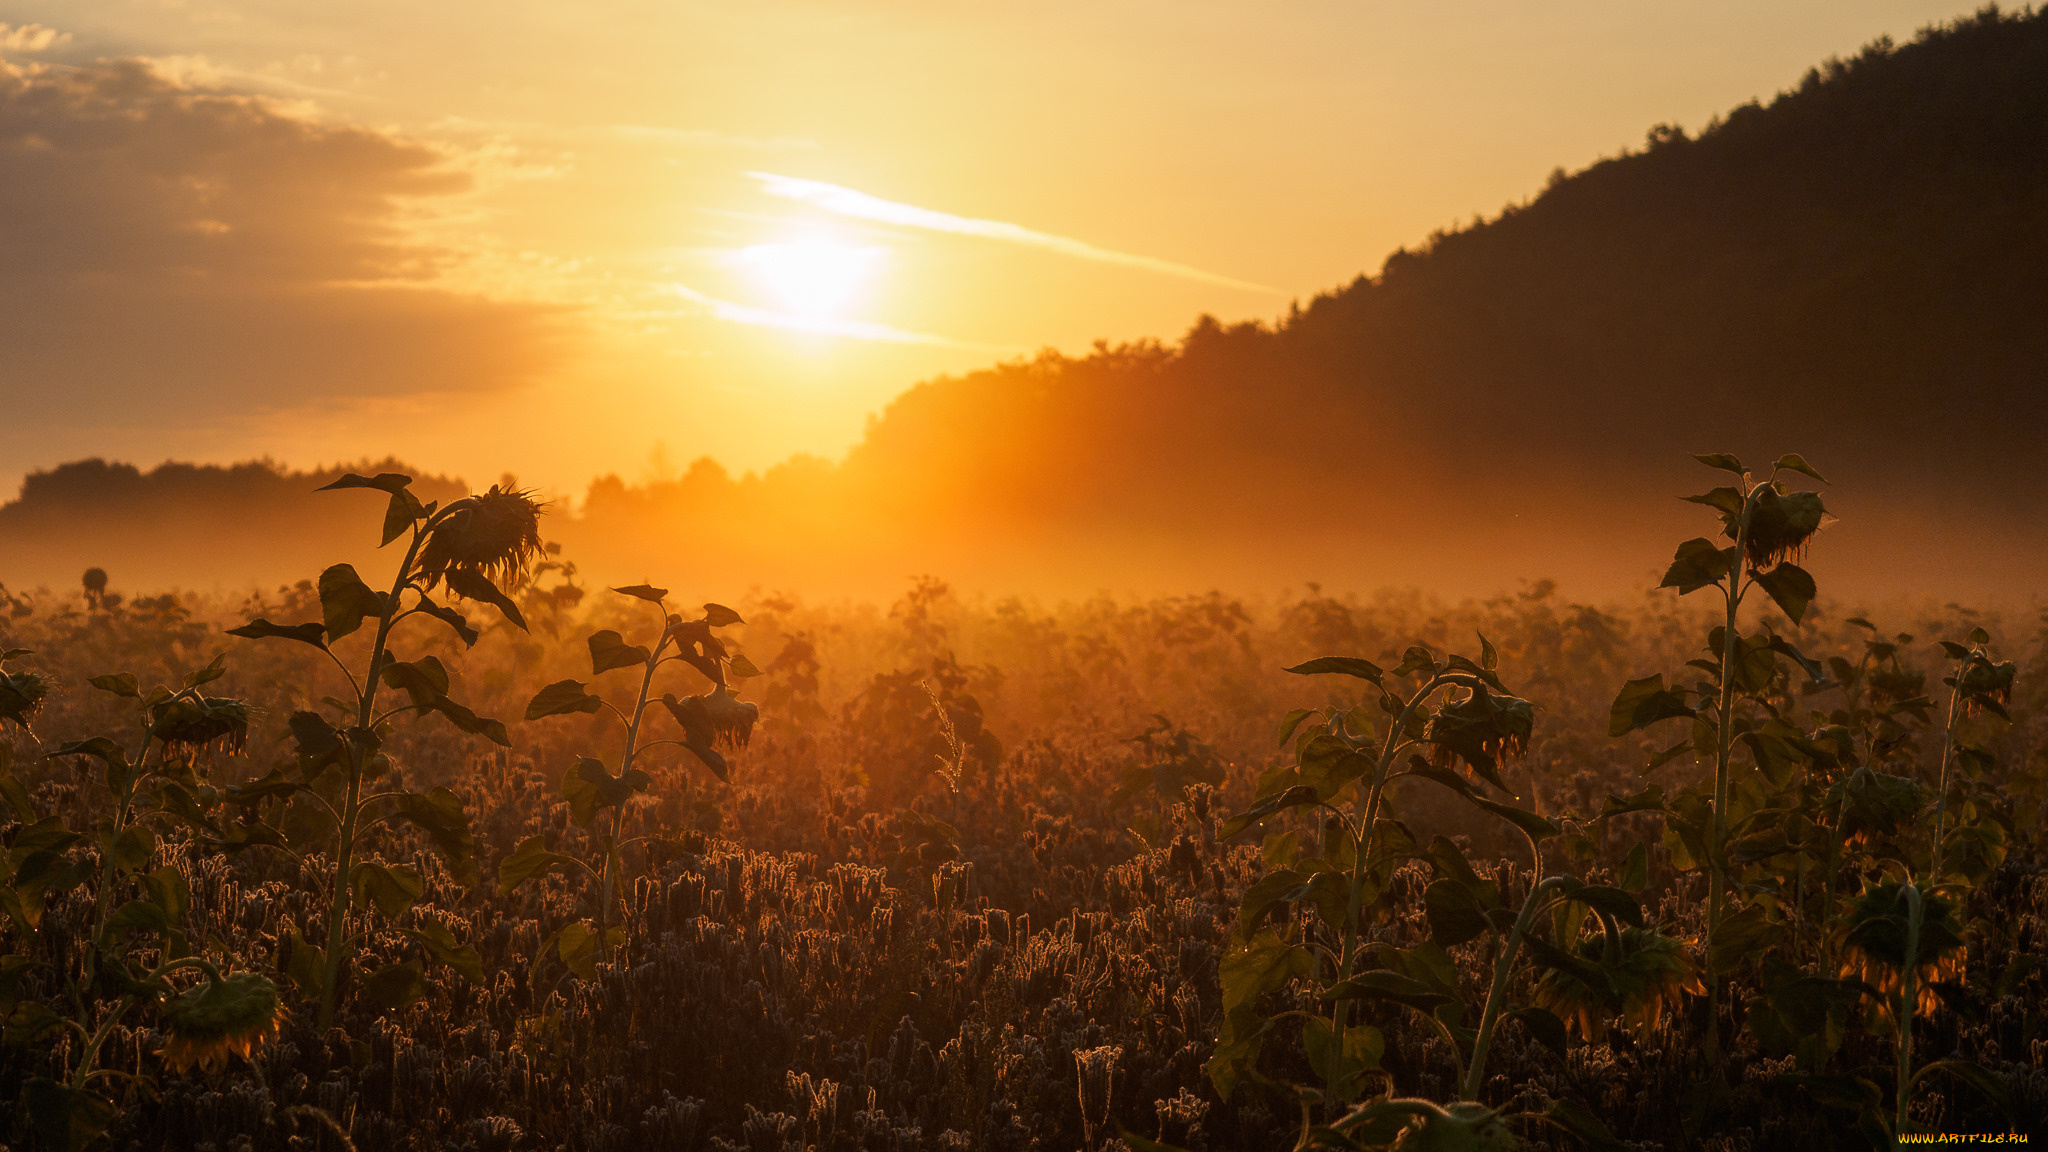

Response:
(0, 457), (2042, 1150)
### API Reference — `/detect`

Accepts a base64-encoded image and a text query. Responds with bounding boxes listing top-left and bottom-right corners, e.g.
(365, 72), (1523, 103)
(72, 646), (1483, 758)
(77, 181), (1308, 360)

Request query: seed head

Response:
(417, 485), (546, 591)
(0, 669), (49, 731)
(159, 971), (284, 1073)
(1423, 686), (1533, 777)
(1730, 485), (1828, 569)
(150, 695), (252, 755)
(1837, 880), (1965, 1019)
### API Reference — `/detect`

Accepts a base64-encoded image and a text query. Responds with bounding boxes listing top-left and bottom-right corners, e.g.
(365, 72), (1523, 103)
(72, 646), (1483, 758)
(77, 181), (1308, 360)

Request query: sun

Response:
(733, 237), (885, 316)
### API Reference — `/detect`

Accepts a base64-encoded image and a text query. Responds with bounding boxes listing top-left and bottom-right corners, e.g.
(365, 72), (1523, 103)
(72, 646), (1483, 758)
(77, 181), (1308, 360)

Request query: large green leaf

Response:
(588, 630), (650, 675)
(1323, 969), (1455, 1013)
(560, 757), (651, 826)
(1424, 878), (1493, 947)
(406, 919), (485, 985)
(1658, 538), (1736, 594)
(525, 679), (604, 721)
(444, 567), (528, 631)
(23, 1078), (117, 1152)
(1752, 562), (1817, 624)
(413, 596), (480, 647)
(386, 788), (479, 886)
(1219, 784), (1320, 840)
(1284, 656), (1385, 683)
(350, 861), (424, 919)
(552, 920), (623, 980)
(87, 672), (140, 698)
(225, 618), (330, 649)
(362, 961), (426, 1009)
(1218, 928), (1313, 1018)
(498, 834), (587, 894)
(1609, 674), (1696, 736)
(319, 564), (385, 641)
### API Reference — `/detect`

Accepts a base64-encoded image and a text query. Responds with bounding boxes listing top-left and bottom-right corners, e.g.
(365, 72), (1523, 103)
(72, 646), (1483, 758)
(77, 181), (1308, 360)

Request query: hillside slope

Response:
(570, 8), (2048, 599)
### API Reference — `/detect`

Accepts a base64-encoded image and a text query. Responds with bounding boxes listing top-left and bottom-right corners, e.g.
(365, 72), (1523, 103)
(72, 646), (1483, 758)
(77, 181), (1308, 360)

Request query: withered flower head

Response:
(1865, 667), (1925, 707)
(150, 695), (252, 755)
(0, 669), (49, 731)
(1728, 485), (1828, 569)
(1423, 686), (1533, 776)
(1828, 767), (1931, 845)
(159, 971), (284, 1073)
(416, 485), (546, 591)
(1837, 880), (1965, 1019)
(1955, 657), (2016, 717)
(1531, 926), (1702, 1042)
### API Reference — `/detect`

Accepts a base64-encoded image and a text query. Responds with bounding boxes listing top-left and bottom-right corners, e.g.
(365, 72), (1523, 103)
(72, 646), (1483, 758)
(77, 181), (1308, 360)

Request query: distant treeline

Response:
(6, 9), (2047, 598)
(0, 458), (468, 592)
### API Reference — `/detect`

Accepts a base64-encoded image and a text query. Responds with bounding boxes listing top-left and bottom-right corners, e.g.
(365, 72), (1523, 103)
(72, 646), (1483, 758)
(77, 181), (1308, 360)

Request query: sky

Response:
(0, 0), (1989, 505)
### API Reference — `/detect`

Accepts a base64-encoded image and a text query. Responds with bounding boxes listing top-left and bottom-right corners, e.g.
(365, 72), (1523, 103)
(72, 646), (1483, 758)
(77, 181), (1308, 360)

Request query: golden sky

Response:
(0, 1), (1981, 504)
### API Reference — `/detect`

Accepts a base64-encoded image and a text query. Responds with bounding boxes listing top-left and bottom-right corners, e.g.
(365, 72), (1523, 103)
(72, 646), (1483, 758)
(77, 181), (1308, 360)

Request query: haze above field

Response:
(2, 4), (2045, 603)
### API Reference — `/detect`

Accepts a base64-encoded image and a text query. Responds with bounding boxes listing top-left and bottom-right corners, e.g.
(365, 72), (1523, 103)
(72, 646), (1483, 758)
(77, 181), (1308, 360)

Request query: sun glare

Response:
(734, 238), (885, 316)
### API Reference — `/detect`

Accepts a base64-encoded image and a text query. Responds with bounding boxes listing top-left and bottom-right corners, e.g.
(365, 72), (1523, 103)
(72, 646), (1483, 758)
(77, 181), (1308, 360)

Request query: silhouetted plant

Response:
(224, 472), (534, 1026)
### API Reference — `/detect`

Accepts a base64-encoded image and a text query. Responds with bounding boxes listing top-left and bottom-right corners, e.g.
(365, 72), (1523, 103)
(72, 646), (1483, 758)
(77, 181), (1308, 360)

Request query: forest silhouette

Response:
(5, 9), (2046, 599)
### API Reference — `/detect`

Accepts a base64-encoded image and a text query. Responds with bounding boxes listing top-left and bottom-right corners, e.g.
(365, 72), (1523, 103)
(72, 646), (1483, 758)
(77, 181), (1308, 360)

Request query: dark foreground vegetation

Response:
(0, 455), (2043, 1151)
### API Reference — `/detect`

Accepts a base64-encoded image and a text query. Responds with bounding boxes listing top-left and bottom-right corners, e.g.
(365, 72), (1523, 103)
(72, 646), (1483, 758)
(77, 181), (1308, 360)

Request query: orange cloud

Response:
(0, 57), (567, 424)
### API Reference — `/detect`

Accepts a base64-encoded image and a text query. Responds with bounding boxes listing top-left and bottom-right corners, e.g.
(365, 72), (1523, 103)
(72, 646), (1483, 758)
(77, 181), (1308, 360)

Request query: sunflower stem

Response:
(1464, 878), (1569, 1101)
(1704, 481), (1760, 1069)
(1896, 883), (1923, 1133)
(316, 514), (442, 1031)
(597, 604), (674, 931)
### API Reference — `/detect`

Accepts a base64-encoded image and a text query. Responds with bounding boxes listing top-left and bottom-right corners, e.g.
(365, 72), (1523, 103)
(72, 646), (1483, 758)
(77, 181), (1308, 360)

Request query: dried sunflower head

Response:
(1727, 485), (1829, 568)
(1953, 656), (2016, 718)
(1865, 667), (1926, 708)
(416, 485), (545, 591)
(1828, 767), (1931, 845)
(1838, 880), (1965, 1019)
(0, 669), (49, 731)
(1531, 925), (1703, 1042)
(1423, 686), (1533, 780)
(159, 971), (283, 1073)
(149, 695), (252, 755)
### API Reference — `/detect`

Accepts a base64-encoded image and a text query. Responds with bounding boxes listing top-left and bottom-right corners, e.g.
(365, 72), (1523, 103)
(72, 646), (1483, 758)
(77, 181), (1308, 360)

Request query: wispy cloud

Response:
(668, 284), (1018, 350)
(0, 23), (70, 53)
(749, 172), (1279, 294)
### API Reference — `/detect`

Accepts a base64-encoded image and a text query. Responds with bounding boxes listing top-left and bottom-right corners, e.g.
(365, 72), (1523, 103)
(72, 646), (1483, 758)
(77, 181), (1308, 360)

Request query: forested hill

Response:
(565, 8), (2048, 599)
(6, 10), (2046, 600)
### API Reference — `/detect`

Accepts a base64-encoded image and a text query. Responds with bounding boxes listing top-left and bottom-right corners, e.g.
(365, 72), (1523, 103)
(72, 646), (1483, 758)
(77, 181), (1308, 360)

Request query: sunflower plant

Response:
(224, 472), (535, 1027)
(508, 583), (758, 979)
(1, 656), (283, 1151)
(1604, 452), (1843, 1066)
(1209, 640), (1625, 1145)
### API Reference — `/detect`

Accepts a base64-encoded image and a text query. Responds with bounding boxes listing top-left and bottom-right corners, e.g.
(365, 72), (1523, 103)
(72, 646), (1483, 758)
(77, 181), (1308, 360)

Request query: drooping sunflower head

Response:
(1865, 667), (1926, 708)
(159, 971), (284, 1074)
(1728, 485), (1829, 569)
(1531, 925), (1703, 1043)
(1838, 881), (1965, 1018)
(416, 485), (546, 591)
(1423, 686), (1533, 779)
(149, 695), (252, 755)
(0, 669), (49, 731)
(1954, 656), (2016, 718)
